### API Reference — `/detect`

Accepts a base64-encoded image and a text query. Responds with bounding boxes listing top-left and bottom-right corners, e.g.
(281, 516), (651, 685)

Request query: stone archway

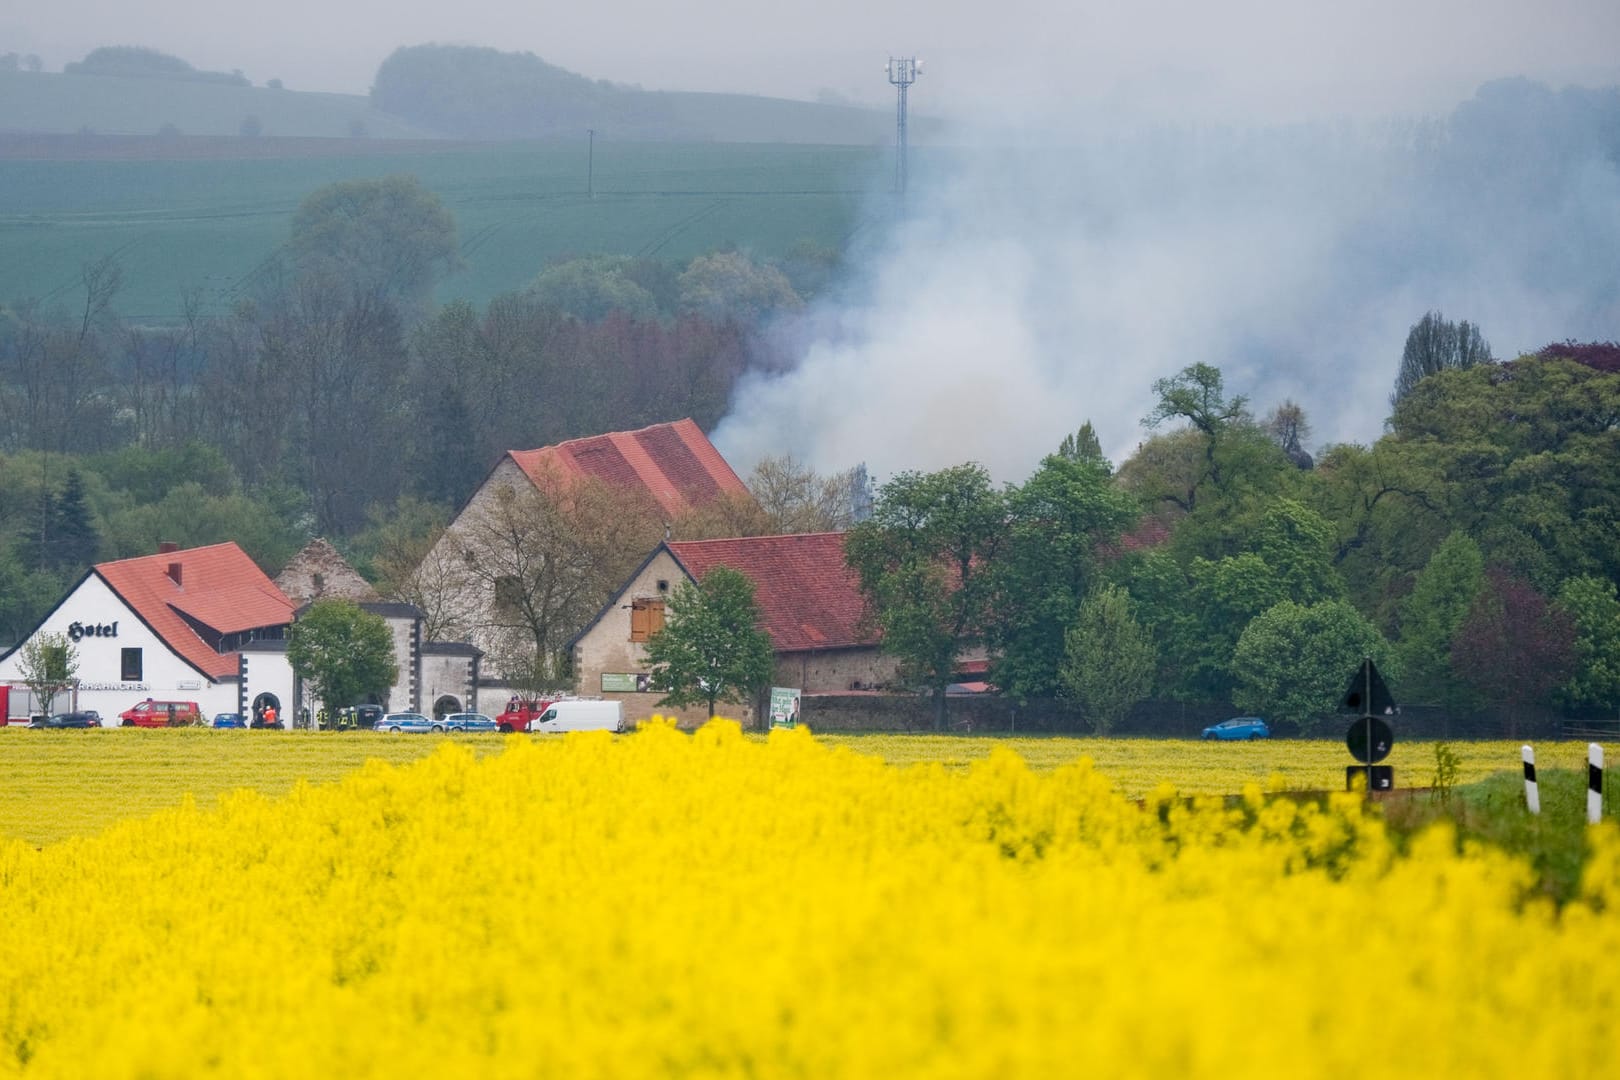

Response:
(251, 692), (282, 729)
(432, 695), (462, 720)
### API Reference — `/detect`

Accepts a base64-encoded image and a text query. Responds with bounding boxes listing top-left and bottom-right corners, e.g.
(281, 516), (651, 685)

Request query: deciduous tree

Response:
(286, 599), (398, 720)
(17, 631), (78, 716)
(845, 464), (1005, 730)
(1232, 600), (1393, 734)
(1058, 585), (1155, 734)
(644, 566), (774, 720)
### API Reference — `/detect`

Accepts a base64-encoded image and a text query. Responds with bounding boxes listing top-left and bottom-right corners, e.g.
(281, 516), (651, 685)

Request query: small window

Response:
(629, 598), (665, 642)
(494, 575), (523, 614)
(121, 648), (143, 681)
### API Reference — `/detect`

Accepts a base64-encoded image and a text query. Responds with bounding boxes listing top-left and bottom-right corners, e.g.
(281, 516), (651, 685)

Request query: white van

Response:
(534, 699), (625, 733)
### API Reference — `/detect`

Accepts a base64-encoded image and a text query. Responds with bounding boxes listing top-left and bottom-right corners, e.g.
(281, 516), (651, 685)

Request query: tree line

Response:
(847, 342), (1620, 734)
(0, 174), (823, 643)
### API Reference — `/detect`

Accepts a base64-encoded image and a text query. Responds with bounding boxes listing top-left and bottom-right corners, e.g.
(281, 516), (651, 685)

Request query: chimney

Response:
(158, 541), (179, 554)
(167, 562), (183, 587)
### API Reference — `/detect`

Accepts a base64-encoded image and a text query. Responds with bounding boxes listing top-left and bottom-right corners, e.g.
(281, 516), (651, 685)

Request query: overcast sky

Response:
(6, 0), (1619, 121)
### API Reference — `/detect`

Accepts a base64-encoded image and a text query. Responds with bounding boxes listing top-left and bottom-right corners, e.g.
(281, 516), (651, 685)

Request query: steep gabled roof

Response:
(666, 533), (872, 652)
(506, 418), (749, 518)
(274, 538), (380, 606)
(96, 543), (295, 679)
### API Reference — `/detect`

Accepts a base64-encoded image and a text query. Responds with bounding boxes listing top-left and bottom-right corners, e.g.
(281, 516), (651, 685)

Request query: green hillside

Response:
(0, 67), (919, 146)
(0, 140), (895, 321)
(0, 69), (433, 139)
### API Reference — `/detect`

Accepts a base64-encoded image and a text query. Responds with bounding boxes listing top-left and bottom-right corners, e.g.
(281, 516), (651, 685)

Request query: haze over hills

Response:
(0, 44), (924, 147)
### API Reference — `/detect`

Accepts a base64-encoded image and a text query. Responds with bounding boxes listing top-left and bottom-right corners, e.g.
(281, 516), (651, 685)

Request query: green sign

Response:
(601, 673), (637, 693)
(769, 687), (801, 729)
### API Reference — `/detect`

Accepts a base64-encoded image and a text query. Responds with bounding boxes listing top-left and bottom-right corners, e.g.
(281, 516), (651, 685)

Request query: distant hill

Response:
(369, 44), (913, 145)
(0, 45), (926, 146)
(0, 69), (434, 140)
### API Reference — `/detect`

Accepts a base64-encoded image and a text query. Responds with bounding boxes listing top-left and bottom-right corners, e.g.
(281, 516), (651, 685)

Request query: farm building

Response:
(419, 418), (755, 684)
(569, 532), (898, 728)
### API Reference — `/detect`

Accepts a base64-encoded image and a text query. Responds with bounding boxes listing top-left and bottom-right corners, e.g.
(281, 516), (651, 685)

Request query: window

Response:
(121, 648), (143, 681)
(493, 575), (523, 614)
(629, 598), (665, 642)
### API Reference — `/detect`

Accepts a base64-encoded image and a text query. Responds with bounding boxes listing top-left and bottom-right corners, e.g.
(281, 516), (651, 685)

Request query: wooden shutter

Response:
(630, 600), (651, 642)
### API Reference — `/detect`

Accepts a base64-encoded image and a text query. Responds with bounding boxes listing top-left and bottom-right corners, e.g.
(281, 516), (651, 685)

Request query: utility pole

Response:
(587, 129), (595, 199)
(886, 57), (921, 196)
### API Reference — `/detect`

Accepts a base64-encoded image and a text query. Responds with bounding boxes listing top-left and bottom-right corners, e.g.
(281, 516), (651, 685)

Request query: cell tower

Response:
(886, 56), (922, 195)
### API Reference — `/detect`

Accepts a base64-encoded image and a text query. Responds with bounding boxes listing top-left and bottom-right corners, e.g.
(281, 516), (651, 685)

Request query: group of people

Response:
(251, 701), (280, 729)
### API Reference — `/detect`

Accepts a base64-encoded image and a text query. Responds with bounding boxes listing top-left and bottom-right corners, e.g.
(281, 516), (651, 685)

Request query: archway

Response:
(251, 692), (282, 729)
(432, 695), (462, 720)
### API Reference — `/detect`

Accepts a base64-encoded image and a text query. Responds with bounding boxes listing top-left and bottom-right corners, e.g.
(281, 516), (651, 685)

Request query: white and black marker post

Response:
(1589, 744), (1604, 826)
(1522, 745), (1539, 815)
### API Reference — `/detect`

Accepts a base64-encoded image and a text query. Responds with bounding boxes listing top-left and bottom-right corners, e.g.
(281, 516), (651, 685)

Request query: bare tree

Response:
(441, 472), (665, 680)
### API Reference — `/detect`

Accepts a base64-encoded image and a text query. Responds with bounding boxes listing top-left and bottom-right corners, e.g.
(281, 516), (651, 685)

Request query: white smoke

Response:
(714, 84), (1620, 484)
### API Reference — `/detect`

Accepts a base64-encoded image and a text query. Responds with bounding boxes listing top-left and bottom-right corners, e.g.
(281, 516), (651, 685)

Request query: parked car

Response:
(120, 699), (203, 727)
(374, 712), (437, 734)
(533, 699), (625, 734)
(1202, 717), (1270, 741)
(212, 712), (247, 729)
(29, 711), (102, 729)
(441, 712), (498, 733)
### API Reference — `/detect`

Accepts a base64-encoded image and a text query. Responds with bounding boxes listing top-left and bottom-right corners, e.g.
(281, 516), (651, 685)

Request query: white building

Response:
(0, 542), (294, 724)
(1, 540), (484, 726)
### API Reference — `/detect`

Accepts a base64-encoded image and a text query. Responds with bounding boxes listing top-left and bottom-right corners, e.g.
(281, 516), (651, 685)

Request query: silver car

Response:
(441, 712), (498, 733)
(374, 711), (436, 733)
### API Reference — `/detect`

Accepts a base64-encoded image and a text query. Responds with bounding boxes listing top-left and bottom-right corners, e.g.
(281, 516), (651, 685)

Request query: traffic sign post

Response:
(1341, 658), (1398, 793)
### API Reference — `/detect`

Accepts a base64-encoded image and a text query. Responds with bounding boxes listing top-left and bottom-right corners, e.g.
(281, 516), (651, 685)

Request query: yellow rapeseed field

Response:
(0, 721), (1615, 1077)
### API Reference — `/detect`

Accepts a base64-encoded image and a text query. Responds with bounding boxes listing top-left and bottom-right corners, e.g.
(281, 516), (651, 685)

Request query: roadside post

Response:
(1341, 657), (1398, 792)
(1522, 745), (1540, 815)
(1590, 744), (1604, 825)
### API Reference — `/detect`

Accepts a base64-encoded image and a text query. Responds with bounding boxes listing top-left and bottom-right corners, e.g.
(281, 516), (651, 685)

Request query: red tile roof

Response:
(666, 533), (874, 652)
(507, 419), (749, 518)
(96, 543), (295, 680)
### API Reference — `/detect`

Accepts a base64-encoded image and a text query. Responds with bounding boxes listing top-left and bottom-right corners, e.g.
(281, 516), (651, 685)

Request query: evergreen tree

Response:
(47, 468), (100, 572)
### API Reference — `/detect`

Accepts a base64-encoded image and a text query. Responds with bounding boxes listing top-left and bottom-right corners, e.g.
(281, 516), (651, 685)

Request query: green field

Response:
(0, 139), (893, 321)
(0, 727), (1601, 847)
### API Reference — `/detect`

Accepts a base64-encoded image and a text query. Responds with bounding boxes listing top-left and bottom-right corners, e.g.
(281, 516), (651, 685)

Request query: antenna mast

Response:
(886, 57), (921, 196)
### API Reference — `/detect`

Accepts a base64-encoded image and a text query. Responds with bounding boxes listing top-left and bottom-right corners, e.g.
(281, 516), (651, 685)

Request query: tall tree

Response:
(988, 452), (1139, 702)
(1390, 311), (1493, 408)
(1557, 576), (1620, 713)
(47, 468), (100, 572)
(844, 464), (1005, 731)
(1056, 421), (1109, 471)
(287, 175), (461, 318)
(644, 566), (774, 721)
(1058, 584), (1156, 734)
(1395, 532), (1484, 707)
(286, 599), (398, 721)
(440, 473), (665, 686)
(1450, 566), (1575, 736)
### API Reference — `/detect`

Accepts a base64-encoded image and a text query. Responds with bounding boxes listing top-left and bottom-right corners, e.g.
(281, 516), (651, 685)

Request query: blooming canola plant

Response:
(0, 721), (1615, 1077)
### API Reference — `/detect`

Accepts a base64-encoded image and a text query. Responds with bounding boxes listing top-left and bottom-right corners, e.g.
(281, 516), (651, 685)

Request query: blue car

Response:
(1202, 717), (1270, 741)
(374, 712), (437, 734)
(212, 712), (246, 729)
(441, 712), (498, 733)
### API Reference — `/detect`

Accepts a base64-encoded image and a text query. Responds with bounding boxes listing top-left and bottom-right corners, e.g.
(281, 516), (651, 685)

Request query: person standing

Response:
(264, 702), (278, 729)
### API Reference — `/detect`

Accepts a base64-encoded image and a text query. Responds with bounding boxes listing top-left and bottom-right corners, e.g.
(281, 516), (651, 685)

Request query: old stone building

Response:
(420, 418), (753, 689)
(570, 532), (898, 728)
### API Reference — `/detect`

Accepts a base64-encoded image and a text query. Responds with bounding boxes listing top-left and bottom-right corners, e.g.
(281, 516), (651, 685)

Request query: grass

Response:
(0, 138), (892, 321)
(1, 728), (1607, 852)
